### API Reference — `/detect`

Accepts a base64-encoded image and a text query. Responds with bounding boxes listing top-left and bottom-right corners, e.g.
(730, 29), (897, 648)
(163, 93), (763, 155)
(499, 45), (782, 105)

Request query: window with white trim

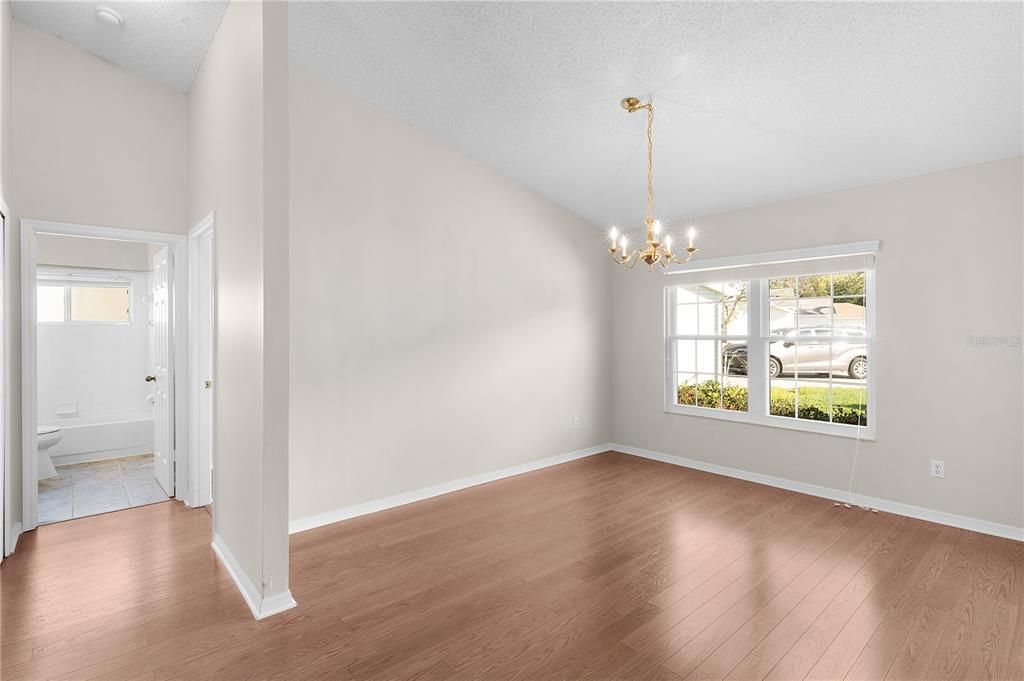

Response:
(665, 261), (873, 438)
(37, 279), (131, 324)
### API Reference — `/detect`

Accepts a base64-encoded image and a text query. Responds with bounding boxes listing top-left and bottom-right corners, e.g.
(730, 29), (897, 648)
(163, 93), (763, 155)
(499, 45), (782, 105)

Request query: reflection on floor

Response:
(37, 453), (170, 525)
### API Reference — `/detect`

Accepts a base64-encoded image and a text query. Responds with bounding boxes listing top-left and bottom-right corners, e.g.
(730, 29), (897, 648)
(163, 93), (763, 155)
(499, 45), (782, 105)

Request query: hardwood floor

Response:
(2, 451), (1022, 680)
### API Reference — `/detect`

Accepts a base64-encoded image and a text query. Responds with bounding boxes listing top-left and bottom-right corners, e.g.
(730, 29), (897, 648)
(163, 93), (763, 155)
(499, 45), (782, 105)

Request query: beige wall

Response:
(189, 0), (290, 607)
(36, 235), (152, 271)
(0, 0), (9, 201)
(611, 157), (1023, 529)
(288, 64), (612, 524)
(11, 22), (187, 233)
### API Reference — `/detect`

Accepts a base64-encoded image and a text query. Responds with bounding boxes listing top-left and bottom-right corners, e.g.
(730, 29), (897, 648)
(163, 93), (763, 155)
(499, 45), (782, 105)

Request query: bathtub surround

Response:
(37, 271), (153, 465)
(44, 417), (154, 467)
(37, 453), (170, 525)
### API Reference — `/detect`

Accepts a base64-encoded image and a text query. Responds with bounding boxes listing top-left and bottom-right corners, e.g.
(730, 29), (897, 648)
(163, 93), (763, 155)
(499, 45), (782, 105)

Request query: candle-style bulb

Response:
(665, 235), (673, 251)
(609, 226), (619, 240)
(687, 227), (696, 248)
(653, 220), (662, 235)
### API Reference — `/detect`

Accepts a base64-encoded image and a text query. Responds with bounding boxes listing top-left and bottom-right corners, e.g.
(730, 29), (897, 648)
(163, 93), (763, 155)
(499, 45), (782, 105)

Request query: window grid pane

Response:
(70, 286), (130, 322)
(673, 335), (750, 412)
(38, 285), (66, 322)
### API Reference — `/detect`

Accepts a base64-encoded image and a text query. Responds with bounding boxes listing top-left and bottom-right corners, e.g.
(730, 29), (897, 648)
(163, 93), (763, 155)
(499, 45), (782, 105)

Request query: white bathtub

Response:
(42, 414), (155, 466)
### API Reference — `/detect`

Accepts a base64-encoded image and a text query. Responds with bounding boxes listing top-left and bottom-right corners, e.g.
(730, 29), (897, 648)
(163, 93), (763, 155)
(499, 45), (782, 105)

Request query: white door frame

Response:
(187, 213), (215, 508)
(0, 197), (7, 558)
(20, 219), (189, 531)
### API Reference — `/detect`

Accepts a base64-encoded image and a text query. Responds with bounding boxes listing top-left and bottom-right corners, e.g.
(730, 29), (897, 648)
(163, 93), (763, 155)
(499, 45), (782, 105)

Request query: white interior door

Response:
(151, 247), (173, 496)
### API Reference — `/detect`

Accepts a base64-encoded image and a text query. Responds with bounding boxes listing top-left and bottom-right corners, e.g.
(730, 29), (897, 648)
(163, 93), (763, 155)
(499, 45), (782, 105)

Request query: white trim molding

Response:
(663, 240), (881, 276)
(611, 444), (1024, 543)
(212, 533), (297, 620)
(187, 212), (215, 508)
(289, 444), (612, 534)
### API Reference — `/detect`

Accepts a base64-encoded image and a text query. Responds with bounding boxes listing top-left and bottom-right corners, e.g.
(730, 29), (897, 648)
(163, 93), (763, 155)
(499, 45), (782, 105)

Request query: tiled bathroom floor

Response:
(37, 454), (171, 525)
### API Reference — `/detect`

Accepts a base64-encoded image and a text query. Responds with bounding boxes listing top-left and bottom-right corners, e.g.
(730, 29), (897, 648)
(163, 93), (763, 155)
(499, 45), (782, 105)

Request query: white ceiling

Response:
(11, 1), (228, 93)
(290, 2), (1023, 228)
(12, 2), (1022, 228)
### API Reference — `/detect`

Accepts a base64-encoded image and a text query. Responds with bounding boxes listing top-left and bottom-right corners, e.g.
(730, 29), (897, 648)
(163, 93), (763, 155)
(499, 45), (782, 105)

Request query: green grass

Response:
(773, 386), (867, 410)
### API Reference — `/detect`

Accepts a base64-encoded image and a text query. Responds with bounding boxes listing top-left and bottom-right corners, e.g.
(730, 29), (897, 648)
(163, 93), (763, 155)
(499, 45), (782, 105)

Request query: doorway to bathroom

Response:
(21, 220), (191, 531)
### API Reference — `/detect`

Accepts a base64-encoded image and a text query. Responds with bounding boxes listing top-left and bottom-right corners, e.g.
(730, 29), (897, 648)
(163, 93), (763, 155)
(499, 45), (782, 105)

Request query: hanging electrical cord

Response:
(835, 255), (877, 513)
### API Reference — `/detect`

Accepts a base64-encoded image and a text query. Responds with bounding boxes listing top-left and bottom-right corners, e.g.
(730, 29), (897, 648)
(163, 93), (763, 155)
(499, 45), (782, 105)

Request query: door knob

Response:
(145, 375), (157, 383)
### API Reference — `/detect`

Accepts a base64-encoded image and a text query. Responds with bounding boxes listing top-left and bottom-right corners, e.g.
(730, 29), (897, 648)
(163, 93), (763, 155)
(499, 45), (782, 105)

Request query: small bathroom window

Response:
(70, 286), (130, 322)
(37, 279), (131, 324)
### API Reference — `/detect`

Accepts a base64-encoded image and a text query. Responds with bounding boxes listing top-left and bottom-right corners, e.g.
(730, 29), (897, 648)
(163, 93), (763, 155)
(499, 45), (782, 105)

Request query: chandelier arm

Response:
(621, 249), (642, 269)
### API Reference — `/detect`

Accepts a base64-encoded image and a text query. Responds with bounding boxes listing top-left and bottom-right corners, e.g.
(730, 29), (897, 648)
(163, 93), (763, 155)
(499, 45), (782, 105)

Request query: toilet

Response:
(37, 426), (62, 480)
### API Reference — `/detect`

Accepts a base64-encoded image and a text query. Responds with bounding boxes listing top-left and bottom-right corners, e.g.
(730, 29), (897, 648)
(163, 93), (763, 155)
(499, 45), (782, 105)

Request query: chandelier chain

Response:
(647, 104), (654, 222)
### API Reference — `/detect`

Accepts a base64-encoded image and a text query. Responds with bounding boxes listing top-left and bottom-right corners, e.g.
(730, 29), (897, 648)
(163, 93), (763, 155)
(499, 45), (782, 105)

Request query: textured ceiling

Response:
(11, 1), (228, 93)
(290, 2), (1023, 229)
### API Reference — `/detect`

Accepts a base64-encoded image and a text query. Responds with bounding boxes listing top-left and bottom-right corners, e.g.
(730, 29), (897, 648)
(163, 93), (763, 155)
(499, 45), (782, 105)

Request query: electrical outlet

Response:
(572, 416), (581, 429)
(931, 460), (945, 478)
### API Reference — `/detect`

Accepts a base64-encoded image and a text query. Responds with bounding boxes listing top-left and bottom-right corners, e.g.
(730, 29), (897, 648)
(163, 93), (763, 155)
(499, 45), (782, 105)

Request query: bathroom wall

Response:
(37, 271), (153, 463)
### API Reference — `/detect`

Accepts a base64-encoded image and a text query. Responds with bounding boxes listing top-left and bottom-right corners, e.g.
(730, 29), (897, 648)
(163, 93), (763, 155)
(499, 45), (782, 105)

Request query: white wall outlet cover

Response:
(55, 402), (77, 416)
(930, 460), (945, 478)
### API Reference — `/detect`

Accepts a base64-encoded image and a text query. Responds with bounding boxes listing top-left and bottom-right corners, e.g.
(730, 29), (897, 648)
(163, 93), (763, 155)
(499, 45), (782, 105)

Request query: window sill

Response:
(664, 403), (875, 441)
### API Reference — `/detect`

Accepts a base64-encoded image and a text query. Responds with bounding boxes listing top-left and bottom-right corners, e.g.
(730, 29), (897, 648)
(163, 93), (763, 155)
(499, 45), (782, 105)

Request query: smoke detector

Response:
(95, 6), (124, 28)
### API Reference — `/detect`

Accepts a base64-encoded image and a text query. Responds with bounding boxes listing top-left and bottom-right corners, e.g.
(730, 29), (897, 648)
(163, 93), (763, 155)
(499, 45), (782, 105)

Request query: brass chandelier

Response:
(608, 97), (698, 269)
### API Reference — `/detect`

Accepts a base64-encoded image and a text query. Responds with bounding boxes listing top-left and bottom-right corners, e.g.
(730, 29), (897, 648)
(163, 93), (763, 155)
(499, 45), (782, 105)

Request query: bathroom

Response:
(36, 234), (171, 524)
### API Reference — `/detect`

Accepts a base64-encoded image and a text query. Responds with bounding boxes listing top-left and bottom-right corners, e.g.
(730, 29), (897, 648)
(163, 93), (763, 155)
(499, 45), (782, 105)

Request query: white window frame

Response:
(36, 271), (134, 326)
(664, 282), (754, 424)
(663, 248), (876, 441)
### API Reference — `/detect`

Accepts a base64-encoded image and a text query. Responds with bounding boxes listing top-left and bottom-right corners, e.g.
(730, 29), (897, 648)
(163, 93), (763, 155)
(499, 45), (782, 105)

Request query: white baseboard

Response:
(612, 443), (1024, 543)
(286, 440), (1022, 544)
(260, 590), (299, 619)
(289, 443), (613, 534)
(4, 522), (22, 557)
(211, 533), (297, 620)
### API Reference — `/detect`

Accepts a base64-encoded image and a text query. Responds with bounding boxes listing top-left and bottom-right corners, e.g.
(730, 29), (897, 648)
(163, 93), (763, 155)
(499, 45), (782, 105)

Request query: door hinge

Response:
(204, 380), (213, 389)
